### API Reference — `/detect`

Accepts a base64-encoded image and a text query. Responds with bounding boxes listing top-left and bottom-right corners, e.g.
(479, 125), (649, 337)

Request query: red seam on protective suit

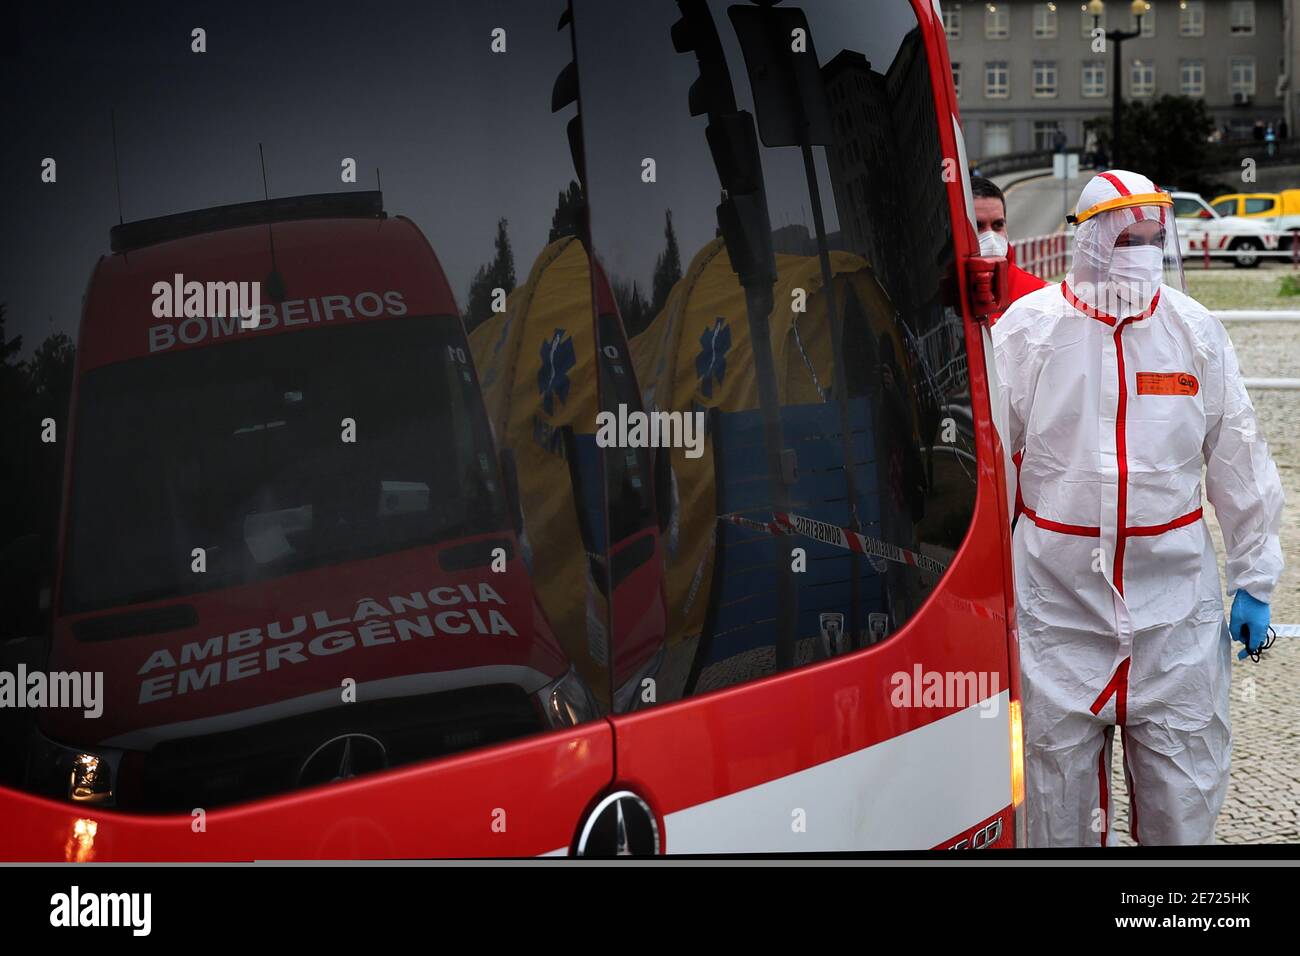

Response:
(1089, 656), (1131, 724)
(1060, 283), (1160, 327)
(1097, 743), (1109, 847)
(1099, 171), (1131, 196)
(1096, 170), (1146, 224)
(1019, 505), (1202, 537)
(1019, 507), (1100, 536)
(1125, 507), (1203, 536)
(1114, 323), (1130, 595)
(1109, 294), (1160, 591)
(1061, 282), (1116, 325)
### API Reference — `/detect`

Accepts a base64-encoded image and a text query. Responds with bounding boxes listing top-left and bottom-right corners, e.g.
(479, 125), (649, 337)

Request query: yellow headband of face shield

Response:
(1067, 191), (1172, 225)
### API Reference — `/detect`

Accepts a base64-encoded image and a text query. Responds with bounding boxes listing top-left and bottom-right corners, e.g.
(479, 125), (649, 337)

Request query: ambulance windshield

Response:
(62, 316), (506, 613)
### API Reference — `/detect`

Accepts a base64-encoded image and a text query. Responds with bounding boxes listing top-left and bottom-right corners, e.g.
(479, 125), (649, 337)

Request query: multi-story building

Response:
(822, 32), (953, 324)
(943, 1), (1289, 160)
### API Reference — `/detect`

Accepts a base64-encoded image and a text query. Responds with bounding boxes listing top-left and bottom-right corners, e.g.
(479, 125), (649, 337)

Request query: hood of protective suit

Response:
(1066, 169), (1184, 317)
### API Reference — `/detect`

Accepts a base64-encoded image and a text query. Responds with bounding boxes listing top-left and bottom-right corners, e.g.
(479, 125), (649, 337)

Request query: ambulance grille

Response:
(126, 684), (541, 811)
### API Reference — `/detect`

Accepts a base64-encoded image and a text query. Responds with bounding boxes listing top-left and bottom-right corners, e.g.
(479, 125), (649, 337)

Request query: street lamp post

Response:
(1089, 0), (1149, 168)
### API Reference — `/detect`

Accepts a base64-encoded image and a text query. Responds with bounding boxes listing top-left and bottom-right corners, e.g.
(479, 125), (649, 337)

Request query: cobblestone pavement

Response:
(1109, 315), (1300, 846)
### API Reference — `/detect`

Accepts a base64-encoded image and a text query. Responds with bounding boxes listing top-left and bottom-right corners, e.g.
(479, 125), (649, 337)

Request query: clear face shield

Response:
(1069, 194), (1185, 317)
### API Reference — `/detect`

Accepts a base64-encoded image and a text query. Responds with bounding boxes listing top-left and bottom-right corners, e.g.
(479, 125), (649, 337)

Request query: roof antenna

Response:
(259, 143), (285, 301)
(110, 109), (125, 226)
(376, 166), (382, 194)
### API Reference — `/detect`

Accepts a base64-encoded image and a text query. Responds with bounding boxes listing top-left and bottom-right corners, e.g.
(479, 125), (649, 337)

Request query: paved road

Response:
(987, 257), (1299, 844)
(998, 168), (1092, 241)
(1108, 315), (1300, 845)
(998, 163), (1300, 244)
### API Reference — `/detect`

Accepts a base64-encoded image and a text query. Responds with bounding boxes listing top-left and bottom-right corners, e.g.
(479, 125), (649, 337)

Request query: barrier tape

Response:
(718, 514), (1300, 637)
(719, 510), (950, 577)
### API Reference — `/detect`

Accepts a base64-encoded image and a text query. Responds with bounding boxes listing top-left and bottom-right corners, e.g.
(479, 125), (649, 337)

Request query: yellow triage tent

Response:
(468, 237), (612, 698)
(471, 232), (930, 686)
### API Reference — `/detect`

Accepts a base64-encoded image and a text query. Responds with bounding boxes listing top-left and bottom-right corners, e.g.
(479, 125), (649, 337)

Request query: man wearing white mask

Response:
(970, 176), (1046, 321)
(991, 169), (1284, 846)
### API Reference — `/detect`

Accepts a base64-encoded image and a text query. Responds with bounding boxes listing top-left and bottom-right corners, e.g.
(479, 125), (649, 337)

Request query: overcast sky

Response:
(2, 0), (921, 354)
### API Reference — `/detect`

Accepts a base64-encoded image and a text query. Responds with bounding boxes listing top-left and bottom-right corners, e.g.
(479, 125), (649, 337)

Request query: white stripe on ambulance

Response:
(661, 691), (1011, 852)
(147, 290), (407, 353)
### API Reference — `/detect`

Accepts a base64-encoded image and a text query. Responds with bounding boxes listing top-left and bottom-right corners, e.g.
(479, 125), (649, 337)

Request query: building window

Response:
(985, 3), (1010, 39)
(1230, 56), (1256, 96)
(1082, 4), (1104, 38)
(1180, 59), (1205, 97)
(944, 2), (962, 38)
(985, 60), (1010, 98)
(1229, 1), (1255, 36)
(1131, 59), (1155, 98)
(1132, 1), (1154, 37)
(1033, 3), (1058, 38)
(1179, 0), (1204, 36)
(984, 121), (1012, 156)
(1082, 60), (1107, 97)
(1033, 60), (1058, 97)
(952, 62), (962, 98)
(1033, 120), (1062, 151)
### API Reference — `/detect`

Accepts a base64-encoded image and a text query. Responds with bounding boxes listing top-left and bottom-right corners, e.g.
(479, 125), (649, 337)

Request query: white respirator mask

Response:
(978, 230), (1009, 259)
(1107, 246), (1164, 306)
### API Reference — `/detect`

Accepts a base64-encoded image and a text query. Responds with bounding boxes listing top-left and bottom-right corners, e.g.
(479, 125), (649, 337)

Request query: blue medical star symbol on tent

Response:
(695, 317), (731, 398)
(538, 328), (576, 415)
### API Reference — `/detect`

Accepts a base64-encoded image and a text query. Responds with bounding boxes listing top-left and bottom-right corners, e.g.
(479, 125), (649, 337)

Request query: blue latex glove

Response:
(1230, 591), (1270, 661)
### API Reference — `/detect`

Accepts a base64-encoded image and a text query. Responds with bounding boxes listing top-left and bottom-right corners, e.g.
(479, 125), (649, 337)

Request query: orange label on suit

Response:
(1136, 372), (1199, 396)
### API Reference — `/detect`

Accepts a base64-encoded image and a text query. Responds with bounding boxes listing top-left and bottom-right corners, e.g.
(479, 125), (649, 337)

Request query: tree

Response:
(0, 303), (22, 398)
(21, 331), (76, 547)
(611, 276), (650, 336)
(0, 305), (26, 544)
(650, 209), (682, 318)
(1088, 95), (1223, 195)
(548, 180), (585, 242)
(464, 218), (517, 332)
(0, 305), (76, 557)
(25, 331), (75, 409)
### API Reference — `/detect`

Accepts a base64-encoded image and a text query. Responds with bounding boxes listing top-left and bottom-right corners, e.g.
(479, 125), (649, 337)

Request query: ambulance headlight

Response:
(25, 730), (119, 806)
(538, 666), (598, 729)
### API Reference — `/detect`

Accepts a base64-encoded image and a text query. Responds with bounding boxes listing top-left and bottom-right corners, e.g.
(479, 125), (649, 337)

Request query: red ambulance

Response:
(0, 0), (1022, 858)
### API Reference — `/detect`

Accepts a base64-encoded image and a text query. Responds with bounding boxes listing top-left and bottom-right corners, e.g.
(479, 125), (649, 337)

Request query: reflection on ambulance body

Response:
(571, 1), (984, 706)
(629, 239), (973, 691)
(31, 196), (589, 812)
(469, 237), (668, 708)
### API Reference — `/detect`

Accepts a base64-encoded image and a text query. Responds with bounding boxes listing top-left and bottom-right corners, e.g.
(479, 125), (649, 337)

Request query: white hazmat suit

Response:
(992, 170), (1284, 846)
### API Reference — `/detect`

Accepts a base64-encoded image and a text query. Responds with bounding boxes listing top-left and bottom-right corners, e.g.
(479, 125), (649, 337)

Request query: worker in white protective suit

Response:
(992, 170), (1284, 847)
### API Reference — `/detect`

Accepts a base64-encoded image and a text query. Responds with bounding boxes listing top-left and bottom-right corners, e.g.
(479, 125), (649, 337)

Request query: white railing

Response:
(1010, 232), (1068, 280)
(1217, 310), (1300, 321)
(1186, 231), (1300, 266)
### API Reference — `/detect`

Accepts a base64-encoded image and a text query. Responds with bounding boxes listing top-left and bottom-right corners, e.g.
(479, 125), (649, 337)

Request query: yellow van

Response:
(1210, 190), (1300, 231)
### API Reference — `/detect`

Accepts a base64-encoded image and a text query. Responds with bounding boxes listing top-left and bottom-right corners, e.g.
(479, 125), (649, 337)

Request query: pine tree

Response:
(611, 277), (650, 336)
(548, 181), (584, 242)
(650, 209), (682, 318)
(464, 218), (517, 332)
